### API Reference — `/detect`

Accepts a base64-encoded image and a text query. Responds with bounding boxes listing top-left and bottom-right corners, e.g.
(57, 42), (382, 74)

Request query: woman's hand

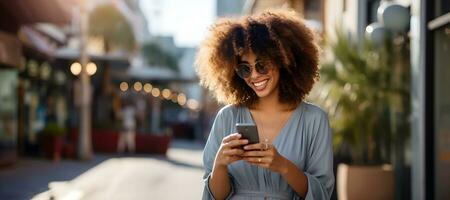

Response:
(214, 133), (249, 167)
(242, 142), (289, 174)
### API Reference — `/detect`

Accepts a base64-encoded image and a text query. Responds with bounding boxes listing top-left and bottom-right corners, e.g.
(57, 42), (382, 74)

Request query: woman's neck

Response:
(252, 89), (290, 113)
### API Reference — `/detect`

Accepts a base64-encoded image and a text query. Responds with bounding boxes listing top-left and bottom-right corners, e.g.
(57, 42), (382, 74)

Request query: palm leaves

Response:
(89, 4), (136, 51)
(313, 31), (410, 165)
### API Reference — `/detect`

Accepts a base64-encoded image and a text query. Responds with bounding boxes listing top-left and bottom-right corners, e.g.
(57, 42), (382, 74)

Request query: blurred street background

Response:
(0, 0), (448, 200)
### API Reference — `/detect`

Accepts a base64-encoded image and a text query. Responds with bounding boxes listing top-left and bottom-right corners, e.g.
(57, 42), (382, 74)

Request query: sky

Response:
(140, 0), (216, 47)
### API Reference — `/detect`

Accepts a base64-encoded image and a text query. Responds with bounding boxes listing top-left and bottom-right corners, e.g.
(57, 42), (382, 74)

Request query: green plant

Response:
(311, 31), (410, 165)
(42, 122), (66, 136)
(89, 3), (136, 51)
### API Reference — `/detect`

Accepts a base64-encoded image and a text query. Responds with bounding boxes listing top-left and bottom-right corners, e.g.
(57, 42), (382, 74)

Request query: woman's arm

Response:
(204, 133), (248, 200)
(202, 108), (249, 200)
(208, 162), (232, 199)
(279, 158), (309, 198)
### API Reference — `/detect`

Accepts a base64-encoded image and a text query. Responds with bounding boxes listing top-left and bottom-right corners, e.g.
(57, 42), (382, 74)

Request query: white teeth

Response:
(253, 80), (268, 87)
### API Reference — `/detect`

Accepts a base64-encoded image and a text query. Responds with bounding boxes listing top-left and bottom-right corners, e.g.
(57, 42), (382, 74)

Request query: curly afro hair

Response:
(195, 10), (320, 108)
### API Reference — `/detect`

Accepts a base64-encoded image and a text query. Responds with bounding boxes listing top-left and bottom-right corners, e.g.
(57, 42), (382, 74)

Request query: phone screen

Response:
(236, 123), (260, 144)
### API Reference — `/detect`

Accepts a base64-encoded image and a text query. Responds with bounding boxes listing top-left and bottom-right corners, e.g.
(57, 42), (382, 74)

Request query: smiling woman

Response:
(196, 10), (334, 200)
(195, 10), (319, 109)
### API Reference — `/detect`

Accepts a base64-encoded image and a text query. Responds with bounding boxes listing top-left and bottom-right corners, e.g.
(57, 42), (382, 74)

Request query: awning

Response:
(0, 0), (73, 26)
(34, 23), (67, 45)
(18, 26), (57, 57)
(0, 31), (22, 68)
(125, 65), (197, 83)
(55, 47), (130, 62)
(128, 66), (177, 80)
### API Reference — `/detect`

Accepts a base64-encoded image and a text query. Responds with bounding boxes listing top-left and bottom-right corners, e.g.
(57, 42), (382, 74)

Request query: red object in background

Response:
(68, 128), (171, 155)
(135, 133), (171, 155)
(91, 129), (119, 153)
(42, 135), (64, 161)
(62, 142), (76, 159)
(63, 128), (79, 159)
(0, 151), (17, 167)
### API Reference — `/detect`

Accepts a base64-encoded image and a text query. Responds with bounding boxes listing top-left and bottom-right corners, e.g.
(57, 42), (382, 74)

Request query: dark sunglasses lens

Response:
(255, 62), (268, 74)
(237, 64), (251, 78)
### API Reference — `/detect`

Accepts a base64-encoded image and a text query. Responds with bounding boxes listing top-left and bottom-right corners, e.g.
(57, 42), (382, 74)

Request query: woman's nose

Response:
(249, 67), (260, 79)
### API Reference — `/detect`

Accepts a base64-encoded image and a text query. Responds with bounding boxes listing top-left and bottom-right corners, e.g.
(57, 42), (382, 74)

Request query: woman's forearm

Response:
(209, 163), (231, 200)
(280, 159), (309, 198)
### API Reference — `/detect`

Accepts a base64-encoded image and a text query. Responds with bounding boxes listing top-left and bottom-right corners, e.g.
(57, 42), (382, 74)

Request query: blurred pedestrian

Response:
(196, 10), (334, 200)
(118, 100), (136, 154)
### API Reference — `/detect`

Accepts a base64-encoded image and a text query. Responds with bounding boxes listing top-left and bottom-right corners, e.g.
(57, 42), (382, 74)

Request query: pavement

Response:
(0, 139), (205, 200)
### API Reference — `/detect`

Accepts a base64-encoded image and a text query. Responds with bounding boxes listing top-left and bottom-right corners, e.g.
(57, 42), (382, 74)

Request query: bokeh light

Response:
(143, 83), (153, 93)
(70, 62), (82, 76)
(120, 82), (129, 92)
(151, 88), (160, 97)
(134, 82), (143, 92)
(86, 62), (97, 76)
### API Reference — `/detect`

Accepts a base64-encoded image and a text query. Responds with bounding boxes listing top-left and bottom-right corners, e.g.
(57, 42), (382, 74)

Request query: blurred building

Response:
(320, 0), (449, 199)
(244, 0), (324, 32)
(114, 0), (152, 44)
(325, 0), (385, 43)
(409, 0), (449, 199)
(326, 0), (450, 199)
(117, 0), (205, 139)
(217, 0), (247, 17)
(0, 0), (73, 165)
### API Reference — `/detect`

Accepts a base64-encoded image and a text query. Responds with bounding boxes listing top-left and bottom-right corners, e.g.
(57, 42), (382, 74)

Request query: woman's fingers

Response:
(244, 157), (266, 163)
(224, 138), (248, 148)
(243, 142), (271, 151)
(242, 150), (269, 157)
(222, 133), (241, 143)
(222, 148), (245, 156)
(216, 133), (250, 166)
(228, 155), (242, 163)
(243, 157), (271, 169)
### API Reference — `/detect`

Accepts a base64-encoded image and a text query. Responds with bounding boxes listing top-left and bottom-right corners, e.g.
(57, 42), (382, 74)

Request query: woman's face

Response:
(238, 51), (280, 99)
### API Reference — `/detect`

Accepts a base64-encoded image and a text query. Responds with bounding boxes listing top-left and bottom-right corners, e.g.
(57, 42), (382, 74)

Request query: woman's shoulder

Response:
(216, 104), (242, 118)
(300, 101), (328, 121)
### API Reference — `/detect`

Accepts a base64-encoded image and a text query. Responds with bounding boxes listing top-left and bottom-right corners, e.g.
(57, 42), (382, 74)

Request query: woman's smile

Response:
(252, 79), (269, 91)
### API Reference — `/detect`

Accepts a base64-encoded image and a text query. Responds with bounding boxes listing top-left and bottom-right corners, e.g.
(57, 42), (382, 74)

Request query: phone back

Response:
(236, 123), (259, 144)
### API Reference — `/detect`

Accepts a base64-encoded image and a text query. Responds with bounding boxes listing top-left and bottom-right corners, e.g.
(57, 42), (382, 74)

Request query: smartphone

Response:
(236, 123), (260, 144)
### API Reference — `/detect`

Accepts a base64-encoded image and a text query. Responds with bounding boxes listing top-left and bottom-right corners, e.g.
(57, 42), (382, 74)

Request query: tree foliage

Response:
(311, 31), (410, 165)
(89, 4), (136, 52)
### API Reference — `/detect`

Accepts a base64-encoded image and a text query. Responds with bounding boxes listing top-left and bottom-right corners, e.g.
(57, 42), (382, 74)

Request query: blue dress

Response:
(202, 102), (334, 200)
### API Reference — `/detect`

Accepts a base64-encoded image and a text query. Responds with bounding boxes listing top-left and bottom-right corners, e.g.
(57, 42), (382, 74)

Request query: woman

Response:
(196, 10), (334, 200)
(117, 100), (136, 154)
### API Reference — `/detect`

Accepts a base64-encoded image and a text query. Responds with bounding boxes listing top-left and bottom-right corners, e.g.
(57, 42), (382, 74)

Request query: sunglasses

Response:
(235, 60), (270, 79)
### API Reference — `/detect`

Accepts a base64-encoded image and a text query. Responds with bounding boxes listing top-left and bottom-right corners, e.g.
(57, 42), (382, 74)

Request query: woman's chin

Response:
(254, 88), (270, 98)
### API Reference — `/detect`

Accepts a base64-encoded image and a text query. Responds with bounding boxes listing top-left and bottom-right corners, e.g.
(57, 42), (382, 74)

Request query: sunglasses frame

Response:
(235, 60), (270, 79)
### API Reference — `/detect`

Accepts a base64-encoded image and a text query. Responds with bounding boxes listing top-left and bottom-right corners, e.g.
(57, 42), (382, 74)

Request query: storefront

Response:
(0, 0), (72, 163)
(411, 0), (449, 199)
(0, 31), (21, 166)
(18, 27), (71, 157)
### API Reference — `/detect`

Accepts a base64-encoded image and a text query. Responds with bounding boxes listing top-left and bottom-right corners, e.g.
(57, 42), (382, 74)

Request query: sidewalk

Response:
(0, 140), (205, 200)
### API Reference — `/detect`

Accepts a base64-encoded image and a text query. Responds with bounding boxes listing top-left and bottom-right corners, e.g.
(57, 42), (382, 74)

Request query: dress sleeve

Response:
(295, 111), (335, 200)
(202, 109), (235, 200)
